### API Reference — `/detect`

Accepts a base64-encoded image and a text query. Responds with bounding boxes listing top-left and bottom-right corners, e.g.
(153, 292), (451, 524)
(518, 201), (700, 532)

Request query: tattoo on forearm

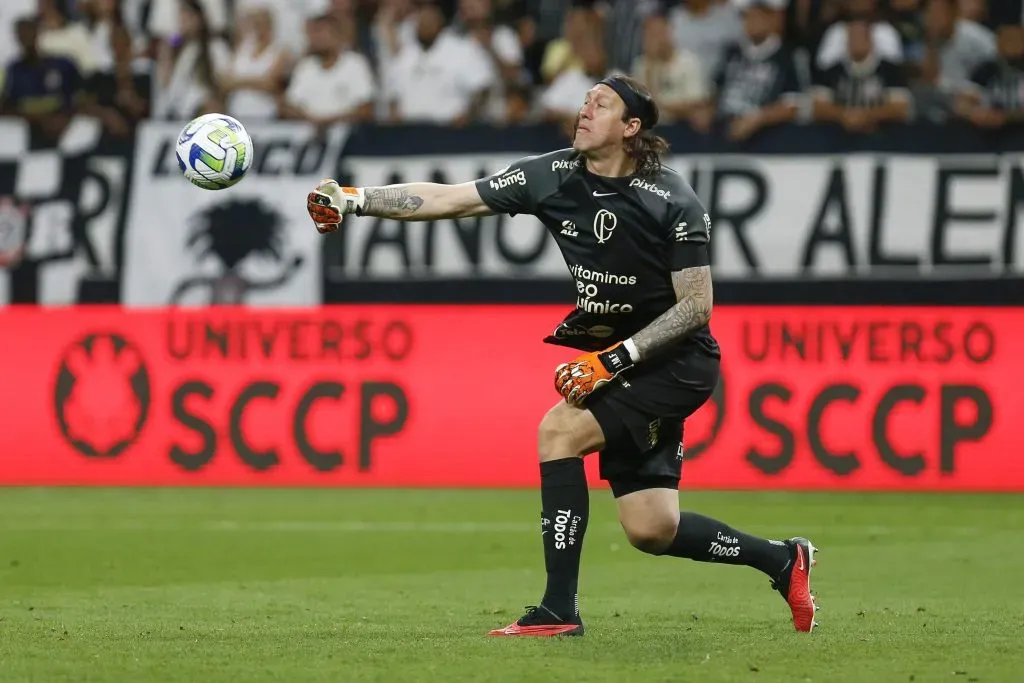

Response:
(362, 187), (425, 217)
(632, 266), (713, 360)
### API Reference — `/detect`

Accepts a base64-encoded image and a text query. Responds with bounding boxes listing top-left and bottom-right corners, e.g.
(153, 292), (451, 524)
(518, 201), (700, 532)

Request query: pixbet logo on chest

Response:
(629, 178), (671, 199)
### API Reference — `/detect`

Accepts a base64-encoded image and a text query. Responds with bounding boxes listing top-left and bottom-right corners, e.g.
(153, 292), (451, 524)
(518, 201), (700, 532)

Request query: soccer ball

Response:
(175, 113), (253, 190)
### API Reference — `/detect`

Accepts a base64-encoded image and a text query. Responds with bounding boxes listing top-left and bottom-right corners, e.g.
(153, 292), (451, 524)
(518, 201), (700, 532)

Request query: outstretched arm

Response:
(629, 266), (713, 360)
(308, 179), (494, 231)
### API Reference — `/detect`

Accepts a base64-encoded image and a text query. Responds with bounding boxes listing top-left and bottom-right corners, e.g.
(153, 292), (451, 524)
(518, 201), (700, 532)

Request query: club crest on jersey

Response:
(593, 209), (617, 244)
(629, 178), (671, 199)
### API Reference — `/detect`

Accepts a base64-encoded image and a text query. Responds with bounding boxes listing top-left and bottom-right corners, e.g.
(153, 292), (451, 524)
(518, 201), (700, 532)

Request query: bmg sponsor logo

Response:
(489, 169), (527, 191)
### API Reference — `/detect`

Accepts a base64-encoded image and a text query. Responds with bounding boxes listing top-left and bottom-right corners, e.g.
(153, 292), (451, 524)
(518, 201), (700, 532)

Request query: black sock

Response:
(659, 511), (790, 578)
(538, 458), (589, 618)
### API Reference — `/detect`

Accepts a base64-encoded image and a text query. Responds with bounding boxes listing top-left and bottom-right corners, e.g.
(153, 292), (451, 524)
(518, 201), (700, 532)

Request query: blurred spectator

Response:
(371, 0), (417, 119)
(505, 80), (534, 124)
(452, 0), (525, 123)
(954, 24), (1024, 129)
(152, 0), (230, 120)
(811, 19), (910, 132)
(235, 0), (311, 57)
(373, 0), (417, 64)
(539, 5), (597, 84)
(631, 11), (707, 124)
(540, 31), (607, 126)
(957, 0), (987, 24)
(221, 5), (290, 119)
(599, 0), (663, 75)
(918, 0), (995, 92)
(384, 2), (495, 125)
(39, 0), (99, 75)
(1, 17), (80, 141)
(0, 0), (37, 70)
(148, 0), (230, 42)
(816, 0), (903, 70)
(669, 0), (745, 85)
(281, 14), (375, 130)
(785, 0), (845, 53)
(692, 0), (801, 142)
(79, 0), (150, 133)
(889, 0), (925, 56)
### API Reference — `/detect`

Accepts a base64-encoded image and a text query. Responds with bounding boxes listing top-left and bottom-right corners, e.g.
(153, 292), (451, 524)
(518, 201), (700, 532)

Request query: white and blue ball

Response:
(175, 113), (254, 190)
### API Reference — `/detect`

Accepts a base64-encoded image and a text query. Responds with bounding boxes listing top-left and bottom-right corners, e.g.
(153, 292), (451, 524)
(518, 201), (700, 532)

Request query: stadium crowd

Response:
(1, 0), (1022, 143)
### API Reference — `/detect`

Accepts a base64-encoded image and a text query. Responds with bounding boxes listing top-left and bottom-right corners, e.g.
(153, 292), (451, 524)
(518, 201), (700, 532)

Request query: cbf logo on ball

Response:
(53, 333), (151, 458)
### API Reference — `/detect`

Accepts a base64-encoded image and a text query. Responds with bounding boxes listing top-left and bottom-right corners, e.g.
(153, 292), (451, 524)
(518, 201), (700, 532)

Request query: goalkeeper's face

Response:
(571, 85), (629, 155)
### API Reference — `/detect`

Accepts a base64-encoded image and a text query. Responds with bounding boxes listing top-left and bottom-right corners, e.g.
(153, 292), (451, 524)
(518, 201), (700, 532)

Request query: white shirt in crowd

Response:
(669, 1), (743, 84)
(234, 0), (315, 58)
(225, 37), (288, 119)
(152, 38), (231, 120)
(285, 50), (376, 119)
(39, 20), (98, 74)
(541, 67), (599, 117)
(385, 32), (495, 123)
(450, 24), (523, 123)
(147, 0), (230, 38)
(817, 22), (904, 69)
(935, 19), (997, 91)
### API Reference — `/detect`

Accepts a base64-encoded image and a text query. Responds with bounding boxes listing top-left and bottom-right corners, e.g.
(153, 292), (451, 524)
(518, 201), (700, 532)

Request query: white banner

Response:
(122, 121), (349, 306)
(332, 152), (1024, 280)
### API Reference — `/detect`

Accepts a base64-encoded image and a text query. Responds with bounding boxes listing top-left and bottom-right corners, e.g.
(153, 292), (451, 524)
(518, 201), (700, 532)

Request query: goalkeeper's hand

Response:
(306, 179), (365, 234)
(554, 341), (638, 406)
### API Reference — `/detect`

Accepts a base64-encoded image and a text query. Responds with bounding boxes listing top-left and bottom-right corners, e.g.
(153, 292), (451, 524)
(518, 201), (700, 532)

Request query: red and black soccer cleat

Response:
(488, 605), (585, 637)
(771, 537), (820, 633)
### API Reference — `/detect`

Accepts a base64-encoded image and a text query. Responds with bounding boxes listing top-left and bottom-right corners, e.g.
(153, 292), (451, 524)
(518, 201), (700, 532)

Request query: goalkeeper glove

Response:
(554, 340), (639, 406)
(306, 179), (365, 233)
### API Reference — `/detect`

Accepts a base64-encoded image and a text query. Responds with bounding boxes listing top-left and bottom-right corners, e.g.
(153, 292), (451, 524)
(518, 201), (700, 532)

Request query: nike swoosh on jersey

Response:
(592, 191), (616, 197)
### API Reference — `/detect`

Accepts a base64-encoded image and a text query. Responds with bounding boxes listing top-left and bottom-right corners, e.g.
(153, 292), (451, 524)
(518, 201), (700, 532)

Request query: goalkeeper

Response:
(306, 75), (819, 637)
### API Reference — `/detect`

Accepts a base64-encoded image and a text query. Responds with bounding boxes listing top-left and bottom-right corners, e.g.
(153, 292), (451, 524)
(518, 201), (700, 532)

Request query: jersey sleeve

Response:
(669, 198), (711, 270)
(474, 153), (562, 217)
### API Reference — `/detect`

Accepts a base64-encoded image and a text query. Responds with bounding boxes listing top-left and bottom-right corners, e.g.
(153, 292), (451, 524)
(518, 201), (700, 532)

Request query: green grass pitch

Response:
(0, 488), (1020, 683)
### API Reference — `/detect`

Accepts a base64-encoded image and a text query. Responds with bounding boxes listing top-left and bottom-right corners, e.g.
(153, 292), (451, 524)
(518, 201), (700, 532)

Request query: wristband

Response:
(597, 342), (636, 375)
(623, 338), (640, 363)
(338, 186), (365, 216)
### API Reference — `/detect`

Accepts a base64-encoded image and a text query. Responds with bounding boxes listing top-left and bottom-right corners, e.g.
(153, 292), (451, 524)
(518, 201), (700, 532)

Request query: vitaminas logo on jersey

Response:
(0, 306), (1019, 491)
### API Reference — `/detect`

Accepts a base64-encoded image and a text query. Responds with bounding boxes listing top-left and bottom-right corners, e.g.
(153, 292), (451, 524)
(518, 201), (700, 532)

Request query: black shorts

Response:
(586, 347), (720, 498)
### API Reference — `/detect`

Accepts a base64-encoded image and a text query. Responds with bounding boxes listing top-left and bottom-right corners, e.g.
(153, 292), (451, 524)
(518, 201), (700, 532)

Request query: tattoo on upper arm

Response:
(363, 187), (425, 217)
(632, 266), (713, 360)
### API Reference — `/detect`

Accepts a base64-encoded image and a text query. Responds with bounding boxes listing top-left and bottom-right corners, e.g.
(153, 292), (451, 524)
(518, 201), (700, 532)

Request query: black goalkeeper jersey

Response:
(475, 148), (719, 357)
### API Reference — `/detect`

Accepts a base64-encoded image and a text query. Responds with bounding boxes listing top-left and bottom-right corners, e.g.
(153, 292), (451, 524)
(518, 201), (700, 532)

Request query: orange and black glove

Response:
(554, 341), (637, 406)
(306, 179), (365, 234)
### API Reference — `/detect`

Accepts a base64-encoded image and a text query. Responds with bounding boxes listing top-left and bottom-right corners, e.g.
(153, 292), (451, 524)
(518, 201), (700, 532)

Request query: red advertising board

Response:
(0, 306), (1019, 490)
